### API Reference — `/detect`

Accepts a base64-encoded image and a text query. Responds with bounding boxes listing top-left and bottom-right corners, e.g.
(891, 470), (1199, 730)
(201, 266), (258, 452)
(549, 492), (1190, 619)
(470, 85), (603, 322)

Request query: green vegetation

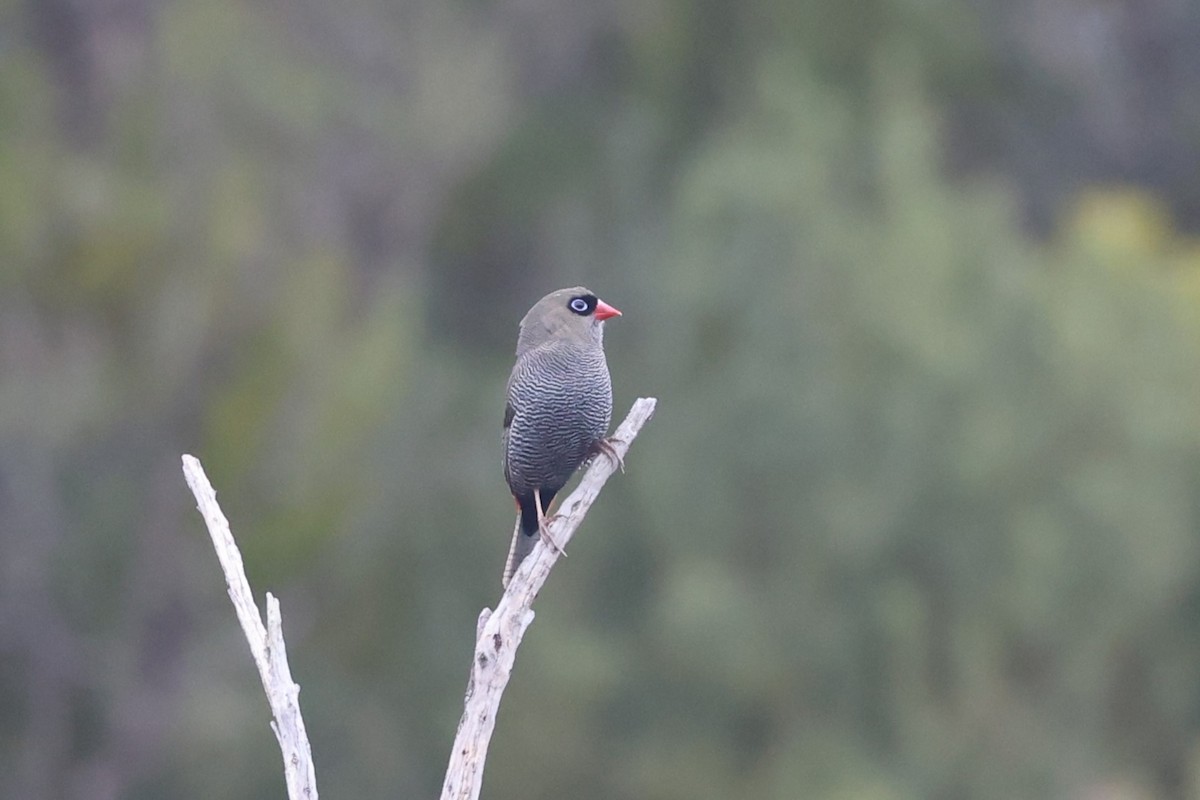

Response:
(3, 1), (1200, 798)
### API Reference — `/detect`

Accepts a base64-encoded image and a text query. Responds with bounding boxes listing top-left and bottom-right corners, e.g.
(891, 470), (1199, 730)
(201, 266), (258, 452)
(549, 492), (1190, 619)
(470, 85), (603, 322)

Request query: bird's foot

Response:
(538, 515), (568, 557)
(593, 437), (625, 473)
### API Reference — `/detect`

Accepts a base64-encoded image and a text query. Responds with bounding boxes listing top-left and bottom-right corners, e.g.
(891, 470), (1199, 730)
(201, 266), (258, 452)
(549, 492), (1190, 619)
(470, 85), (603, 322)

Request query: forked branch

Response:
(182, 455), (318, 800)
(180, 396), (657, 800)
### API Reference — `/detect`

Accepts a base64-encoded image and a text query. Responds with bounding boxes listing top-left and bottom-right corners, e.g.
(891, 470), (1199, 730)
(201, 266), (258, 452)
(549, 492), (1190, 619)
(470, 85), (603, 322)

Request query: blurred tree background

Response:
(2, 0), (1200, 798)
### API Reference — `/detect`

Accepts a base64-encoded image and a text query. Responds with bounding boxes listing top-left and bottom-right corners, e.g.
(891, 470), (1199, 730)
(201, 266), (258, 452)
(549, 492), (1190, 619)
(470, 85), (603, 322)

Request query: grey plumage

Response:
(502, 287), (619, 586)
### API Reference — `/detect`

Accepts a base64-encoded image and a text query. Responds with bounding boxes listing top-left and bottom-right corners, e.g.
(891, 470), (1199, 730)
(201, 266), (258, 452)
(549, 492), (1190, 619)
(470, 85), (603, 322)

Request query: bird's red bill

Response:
(594, 300), (622, 320)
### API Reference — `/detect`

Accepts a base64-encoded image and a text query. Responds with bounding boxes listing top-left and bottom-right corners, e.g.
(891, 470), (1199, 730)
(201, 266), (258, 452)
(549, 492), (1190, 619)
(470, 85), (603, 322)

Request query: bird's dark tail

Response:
(502, 491), (552, 587)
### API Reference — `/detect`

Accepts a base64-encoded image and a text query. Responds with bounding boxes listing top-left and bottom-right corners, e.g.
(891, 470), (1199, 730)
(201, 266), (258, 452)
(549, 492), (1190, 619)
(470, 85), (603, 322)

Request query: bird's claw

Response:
(538, 515), (567, 557)
(594, 437), (625, 473)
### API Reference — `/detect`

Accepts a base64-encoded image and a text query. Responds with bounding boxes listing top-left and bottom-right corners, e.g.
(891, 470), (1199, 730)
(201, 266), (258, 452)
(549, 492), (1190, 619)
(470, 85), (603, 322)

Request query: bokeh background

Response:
(3, 0), (1200, 798)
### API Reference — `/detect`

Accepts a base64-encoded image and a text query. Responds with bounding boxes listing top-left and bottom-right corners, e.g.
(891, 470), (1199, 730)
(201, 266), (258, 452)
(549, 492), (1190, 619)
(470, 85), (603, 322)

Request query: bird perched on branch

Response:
(502, 287), (621, 586)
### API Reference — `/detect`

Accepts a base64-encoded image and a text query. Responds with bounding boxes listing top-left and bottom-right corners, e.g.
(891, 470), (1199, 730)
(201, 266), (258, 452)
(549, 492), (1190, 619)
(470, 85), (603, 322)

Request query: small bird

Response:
(502, 287), (621, 586)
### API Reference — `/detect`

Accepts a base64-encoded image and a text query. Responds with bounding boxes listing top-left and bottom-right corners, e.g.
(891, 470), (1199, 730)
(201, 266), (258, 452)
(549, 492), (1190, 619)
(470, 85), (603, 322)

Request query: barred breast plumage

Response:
(501, 287), (620, 586)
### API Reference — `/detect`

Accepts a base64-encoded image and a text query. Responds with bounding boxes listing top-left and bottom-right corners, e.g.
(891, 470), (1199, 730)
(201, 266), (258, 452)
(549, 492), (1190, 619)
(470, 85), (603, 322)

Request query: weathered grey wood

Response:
(440, 397), (657, 800)
(182, 454), (319, 800)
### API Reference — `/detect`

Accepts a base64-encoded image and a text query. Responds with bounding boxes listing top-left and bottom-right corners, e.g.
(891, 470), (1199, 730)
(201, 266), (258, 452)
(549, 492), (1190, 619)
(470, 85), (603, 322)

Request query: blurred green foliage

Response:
(3, 1), (1200, 799)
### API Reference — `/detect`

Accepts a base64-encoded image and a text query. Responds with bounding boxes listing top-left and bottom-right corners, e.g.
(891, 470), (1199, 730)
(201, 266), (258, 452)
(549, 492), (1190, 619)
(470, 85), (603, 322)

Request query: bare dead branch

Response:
(180, 396), (655, 800)
(440, 396), (658, 800)
(181, 455), (318, 800)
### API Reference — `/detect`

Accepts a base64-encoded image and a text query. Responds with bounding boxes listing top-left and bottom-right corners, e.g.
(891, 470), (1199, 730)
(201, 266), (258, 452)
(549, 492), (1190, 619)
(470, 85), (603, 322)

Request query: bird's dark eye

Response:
(568, 296), (594, 315)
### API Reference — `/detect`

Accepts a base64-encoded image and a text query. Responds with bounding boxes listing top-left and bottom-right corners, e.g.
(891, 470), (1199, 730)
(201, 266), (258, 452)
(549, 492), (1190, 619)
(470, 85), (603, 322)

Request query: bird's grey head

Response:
(516, 287), (621, 354)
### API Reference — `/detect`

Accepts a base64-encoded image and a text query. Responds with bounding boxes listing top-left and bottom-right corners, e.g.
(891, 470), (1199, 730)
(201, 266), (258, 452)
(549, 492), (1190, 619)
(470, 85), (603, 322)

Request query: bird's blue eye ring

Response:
(569, 296), (593, 314)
